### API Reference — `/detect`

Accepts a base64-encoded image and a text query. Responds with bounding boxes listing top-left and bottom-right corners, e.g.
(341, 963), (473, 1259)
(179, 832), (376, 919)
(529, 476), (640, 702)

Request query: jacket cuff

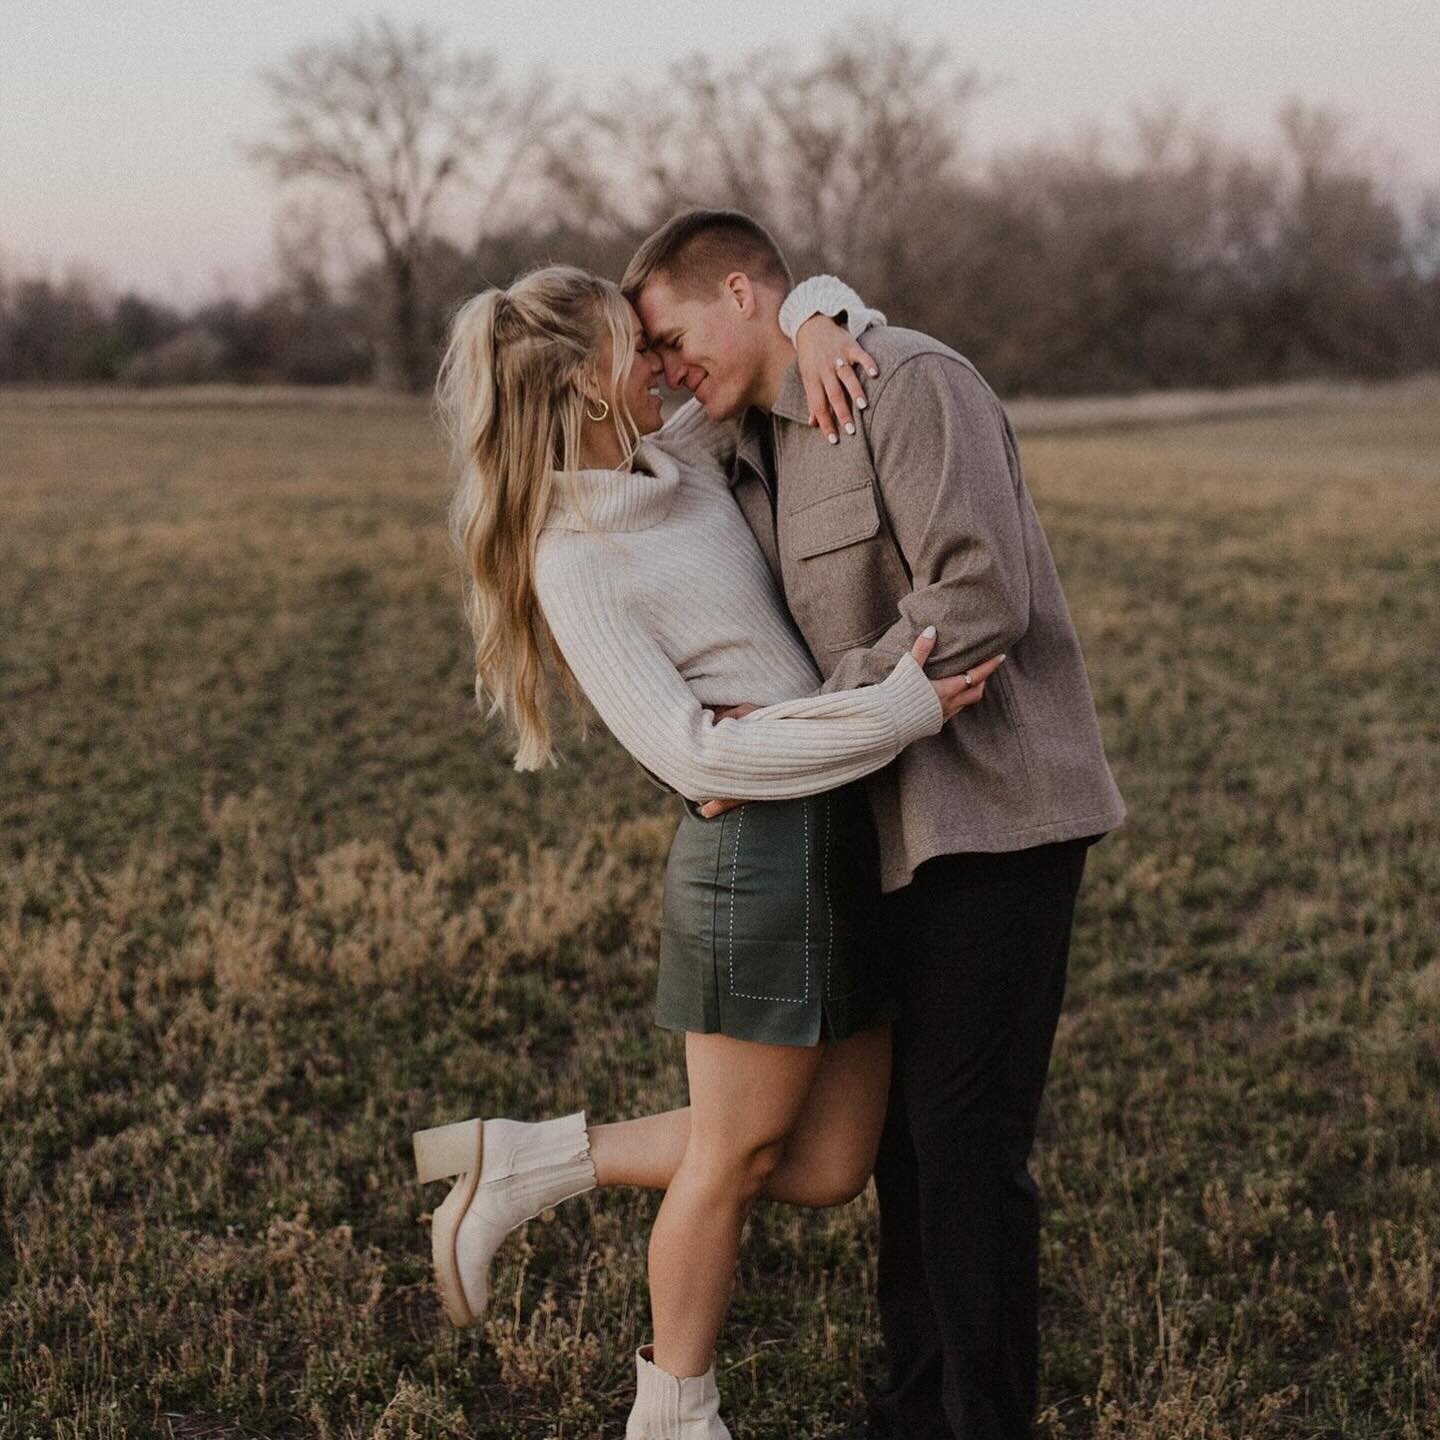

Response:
(877, 651), (945, 747)
(779, 274), (888, 342)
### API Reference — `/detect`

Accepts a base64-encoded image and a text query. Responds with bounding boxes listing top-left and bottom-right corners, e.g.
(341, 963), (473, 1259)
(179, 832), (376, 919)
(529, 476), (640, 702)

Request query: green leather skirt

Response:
(656, 781), (898, 1047)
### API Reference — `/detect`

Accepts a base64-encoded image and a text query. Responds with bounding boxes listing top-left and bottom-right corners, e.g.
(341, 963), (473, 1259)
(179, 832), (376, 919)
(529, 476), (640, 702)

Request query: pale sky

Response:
(3, 0), (1437, 302)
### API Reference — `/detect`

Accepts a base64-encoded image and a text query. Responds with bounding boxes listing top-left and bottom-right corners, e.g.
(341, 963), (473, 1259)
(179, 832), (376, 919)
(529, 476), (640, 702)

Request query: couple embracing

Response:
(413, 209), (1126, 1439)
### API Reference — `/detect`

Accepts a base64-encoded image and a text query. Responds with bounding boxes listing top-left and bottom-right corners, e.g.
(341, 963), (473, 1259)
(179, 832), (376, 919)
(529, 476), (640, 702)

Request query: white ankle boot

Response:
(624, 1345), (733, 1439)
(412, 1110), (597, 1326)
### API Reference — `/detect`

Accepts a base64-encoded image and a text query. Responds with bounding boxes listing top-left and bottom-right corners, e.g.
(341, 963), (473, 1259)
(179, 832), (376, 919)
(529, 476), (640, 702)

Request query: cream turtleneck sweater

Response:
(532, 279), (943, 802)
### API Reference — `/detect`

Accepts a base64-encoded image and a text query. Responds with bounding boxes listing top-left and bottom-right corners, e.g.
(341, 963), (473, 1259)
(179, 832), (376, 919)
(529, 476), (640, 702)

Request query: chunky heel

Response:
(414, 1118), (485, 1326)
(413, 1117), (483, 1185)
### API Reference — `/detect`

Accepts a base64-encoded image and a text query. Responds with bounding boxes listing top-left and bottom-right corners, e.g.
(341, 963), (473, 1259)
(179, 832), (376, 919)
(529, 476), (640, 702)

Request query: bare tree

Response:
(545, 26), (984, 301)
(251, 18), (551, 390)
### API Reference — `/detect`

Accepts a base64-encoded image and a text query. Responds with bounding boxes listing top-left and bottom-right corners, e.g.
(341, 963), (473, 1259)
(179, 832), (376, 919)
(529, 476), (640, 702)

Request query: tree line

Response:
(4, 18), (1437, 396)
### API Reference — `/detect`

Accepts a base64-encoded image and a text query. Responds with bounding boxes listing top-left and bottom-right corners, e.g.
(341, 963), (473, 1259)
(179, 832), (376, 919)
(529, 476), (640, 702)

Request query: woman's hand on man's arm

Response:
(794, 313), (877, 444)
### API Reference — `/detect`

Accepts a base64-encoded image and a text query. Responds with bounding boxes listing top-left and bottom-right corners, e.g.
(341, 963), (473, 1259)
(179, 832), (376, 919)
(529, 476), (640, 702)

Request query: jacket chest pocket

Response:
(781, 481), (908, 652)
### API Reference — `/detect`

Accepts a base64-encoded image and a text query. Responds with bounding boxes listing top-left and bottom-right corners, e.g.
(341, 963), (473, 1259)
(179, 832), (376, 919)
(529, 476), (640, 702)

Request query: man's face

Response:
(634, 275), (764, 421)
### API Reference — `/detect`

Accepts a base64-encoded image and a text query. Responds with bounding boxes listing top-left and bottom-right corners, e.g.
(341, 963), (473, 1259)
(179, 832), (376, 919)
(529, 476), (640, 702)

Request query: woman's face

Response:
(609, 301), (665, 434)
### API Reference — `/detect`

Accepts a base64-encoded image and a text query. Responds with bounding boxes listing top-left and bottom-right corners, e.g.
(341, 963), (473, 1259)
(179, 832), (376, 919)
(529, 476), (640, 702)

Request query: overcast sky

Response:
(3, 0), (1437, 302)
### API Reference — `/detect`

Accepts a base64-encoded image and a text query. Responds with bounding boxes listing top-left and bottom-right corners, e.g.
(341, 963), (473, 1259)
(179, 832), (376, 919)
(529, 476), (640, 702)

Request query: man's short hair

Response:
(621, 209), (794, 304)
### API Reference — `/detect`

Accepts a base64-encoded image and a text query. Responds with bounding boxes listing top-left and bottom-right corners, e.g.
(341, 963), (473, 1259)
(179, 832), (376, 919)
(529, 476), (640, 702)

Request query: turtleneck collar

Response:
(545, 439), (682, 533)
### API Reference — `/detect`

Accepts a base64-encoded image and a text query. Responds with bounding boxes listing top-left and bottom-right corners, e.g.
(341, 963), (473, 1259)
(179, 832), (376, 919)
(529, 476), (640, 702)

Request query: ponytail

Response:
(437, 265), (640, 769)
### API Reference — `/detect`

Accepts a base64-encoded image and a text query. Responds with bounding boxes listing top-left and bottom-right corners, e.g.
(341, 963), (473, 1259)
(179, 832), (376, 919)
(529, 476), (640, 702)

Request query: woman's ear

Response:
(573, 366), (606, 409)
(574, 367), (615, 423)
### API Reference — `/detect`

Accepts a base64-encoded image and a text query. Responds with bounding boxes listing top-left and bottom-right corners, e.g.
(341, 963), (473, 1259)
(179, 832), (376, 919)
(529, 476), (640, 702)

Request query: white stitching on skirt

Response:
(823, 794), (833, 996)
(803, 799), (810, 959)
(727, 804), (744, 986)
(727, 801), (810, 1004)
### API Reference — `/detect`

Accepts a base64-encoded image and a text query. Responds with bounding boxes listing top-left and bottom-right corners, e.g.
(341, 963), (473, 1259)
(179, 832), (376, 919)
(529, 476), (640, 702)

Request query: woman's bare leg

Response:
(589, 1109), (690, 1189)
(647, 1031), (824, 1378)
(588, 1023), (892, 1207)
(769, 1022), (891, 1203)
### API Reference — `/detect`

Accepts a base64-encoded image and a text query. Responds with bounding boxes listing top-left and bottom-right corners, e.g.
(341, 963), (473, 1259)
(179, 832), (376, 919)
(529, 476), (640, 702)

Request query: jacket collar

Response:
(730, 362), (811, 489)
(771, 360), (813, 425)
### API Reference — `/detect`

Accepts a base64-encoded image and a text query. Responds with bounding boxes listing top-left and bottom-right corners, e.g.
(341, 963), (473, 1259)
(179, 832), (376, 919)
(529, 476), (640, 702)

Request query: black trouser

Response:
(868, 836), (1096, 1440)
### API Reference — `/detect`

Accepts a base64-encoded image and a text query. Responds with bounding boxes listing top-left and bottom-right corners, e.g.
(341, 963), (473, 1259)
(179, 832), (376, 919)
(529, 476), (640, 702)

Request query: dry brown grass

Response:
(2, 379), (1437, 1437)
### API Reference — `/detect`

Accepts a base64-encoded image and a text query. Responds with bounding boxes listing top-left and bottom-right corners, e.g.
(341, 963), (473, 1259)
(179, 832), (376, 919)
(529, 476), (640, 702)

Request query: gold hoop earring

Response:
(585, 397), (611, 423)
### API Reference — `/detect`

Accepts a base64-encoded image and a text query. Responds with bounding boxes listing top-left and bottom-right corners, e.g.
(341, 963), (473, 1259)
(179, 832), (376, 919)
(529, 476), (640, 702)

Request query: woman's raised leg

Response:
(766, 1022), (892, 1204)
(589, 1023), (892, 1208)
(412, 1026), (891, 1333)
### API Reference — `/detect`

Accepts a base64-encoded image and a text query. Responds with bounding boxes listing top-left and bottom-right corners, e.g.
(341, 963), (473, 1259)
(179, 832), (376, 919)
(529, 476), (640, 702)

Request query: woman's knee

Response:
(744, 1138), (787, 1195)
(689, 1134), (788, 1202)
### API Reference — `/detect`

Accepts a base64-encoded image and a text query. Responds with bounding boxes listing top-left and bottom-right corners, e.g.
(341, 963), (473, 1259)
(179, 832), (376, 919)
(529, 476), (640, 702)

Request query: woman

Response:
(414, 263), (1003, 1438)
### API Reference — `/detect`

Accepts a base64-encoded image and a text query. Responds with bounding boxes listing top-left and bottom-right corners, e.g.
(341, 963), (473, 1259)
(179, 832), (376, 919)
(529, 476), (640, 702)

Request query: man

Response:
(623, 209), (1125, 1440)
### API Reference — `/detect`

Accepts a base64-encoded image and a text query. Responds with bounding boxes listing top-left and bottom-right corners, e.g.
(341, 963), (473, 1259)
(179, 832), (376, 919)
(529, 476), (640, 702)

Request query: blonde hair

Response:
(436, 264), (642, 770)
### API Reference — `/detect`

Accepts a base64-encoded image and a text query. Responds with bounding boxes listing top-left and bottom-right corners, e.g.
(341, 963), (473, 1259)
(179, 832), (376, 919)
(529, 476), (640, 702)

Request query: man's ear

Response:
(722, 272), (759, 318)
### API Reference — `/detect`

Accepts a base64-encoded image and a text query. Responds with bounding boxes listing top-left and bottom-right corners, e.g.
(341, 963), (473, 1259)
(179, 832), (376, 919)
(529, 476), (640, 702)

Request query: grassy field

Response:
(2, 379), (1437, 1439)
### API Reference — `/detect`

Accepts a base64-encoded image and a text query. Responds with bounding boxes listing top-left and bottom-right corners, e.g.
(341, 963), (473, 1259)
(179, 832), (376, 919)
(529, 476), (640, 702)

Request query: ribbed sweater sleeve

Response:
(778, 275), (887, 341)
(536, 551), (943, 802)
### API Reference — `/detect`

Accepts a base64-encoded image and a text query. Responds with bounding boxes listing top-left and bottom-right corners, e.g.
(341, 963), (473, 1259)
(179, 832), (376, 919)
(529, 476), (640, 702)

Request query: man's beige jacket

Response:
(732, 325), (1126, 892)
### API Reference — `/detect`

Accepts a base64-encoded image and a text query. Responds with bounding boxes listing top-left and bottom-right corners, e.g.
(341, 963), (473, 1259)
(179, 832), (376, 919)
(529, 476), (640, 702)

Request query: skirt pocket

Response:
(719, 802), (815, 1005)
(657, 787), (892, 1043)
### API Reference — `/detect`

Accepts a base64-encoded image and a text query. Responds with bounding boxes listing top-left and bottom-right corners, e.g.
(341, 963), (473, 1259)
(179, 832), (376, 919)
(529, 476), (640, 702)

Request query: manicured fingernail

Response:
(922, 625), (936, 638)
(856, 396), (867, 409)
(868, 367), (879, 377)
(998, 653), (1007, 663)
(844, 422), (855, 435)
(828, 433), (838, 444)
